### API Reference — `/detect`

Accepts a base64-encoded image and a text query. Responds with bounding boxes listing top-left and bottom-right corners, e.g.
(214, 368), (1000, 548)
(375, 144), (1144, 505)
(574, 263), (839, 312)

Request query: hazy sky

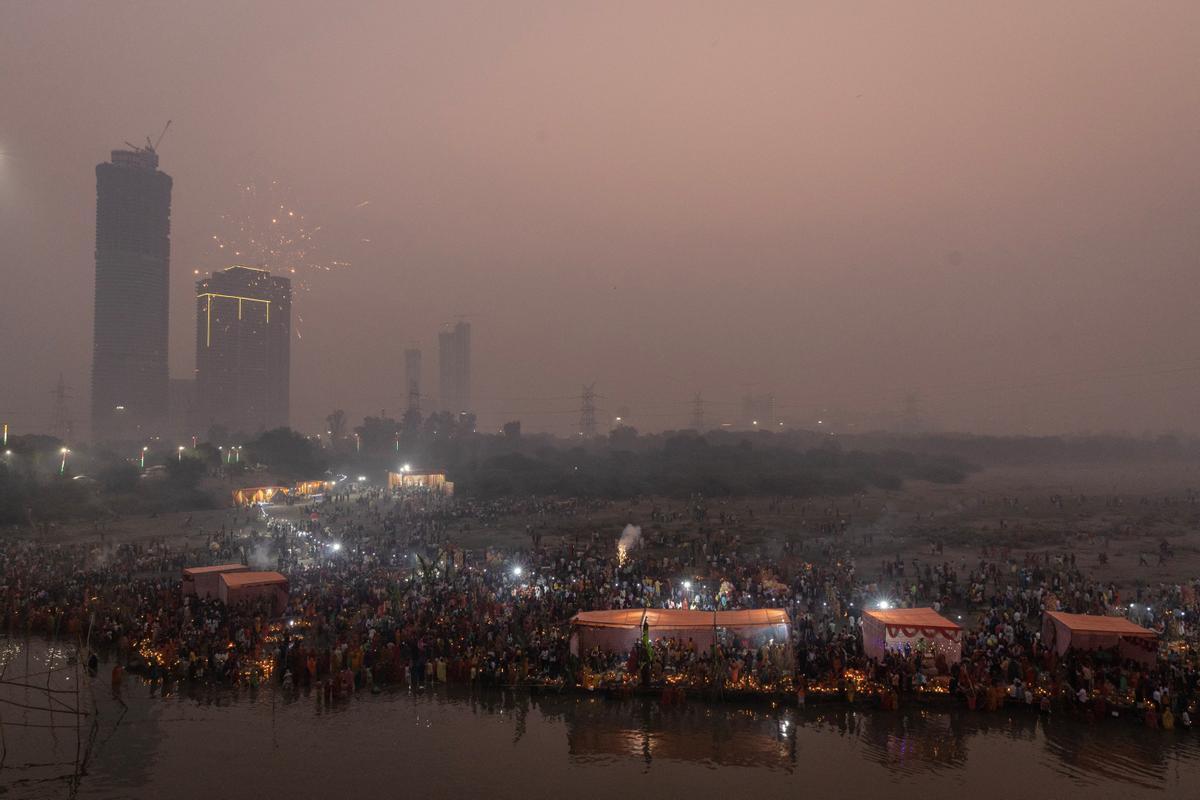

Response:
(2, 1), (1198, 438)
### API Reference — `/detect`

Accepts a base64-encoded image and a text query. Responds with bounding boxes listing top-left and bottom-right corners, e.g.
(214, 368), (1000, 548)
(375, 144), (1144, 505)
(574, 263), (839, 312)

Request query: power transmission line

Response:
(578, 384), (598, 438)
(49, 374), (73, 442)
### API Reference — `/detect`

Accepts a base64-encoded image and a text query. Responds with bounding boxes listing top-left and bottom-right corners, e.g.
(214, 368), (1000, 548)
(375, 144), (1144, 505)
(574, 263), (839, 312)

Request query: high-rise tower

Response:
(437, 321), (471, 414)
(195, 266), (291, 436)
(91, 146), (172, 442)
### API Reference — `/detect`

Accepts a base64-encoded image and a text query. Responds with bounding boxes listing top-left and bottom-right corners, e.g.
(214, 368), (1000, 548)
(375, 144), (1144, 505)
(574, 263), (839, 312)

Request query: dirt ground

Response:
(31, 461), (1200, 591)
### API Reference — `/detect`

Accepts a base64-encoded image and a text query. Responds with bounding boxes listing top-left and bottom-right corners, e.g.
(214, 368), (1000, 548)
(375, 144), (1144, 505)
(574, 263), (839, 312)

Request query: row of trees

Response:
(38, 411), (1172, 525)
(851, 431), (1200, 466)
(222, 423), (972, 501)
(456, 434), (971, 499)
(33, 408), (1191, 527)
(0, 435), (216, 527)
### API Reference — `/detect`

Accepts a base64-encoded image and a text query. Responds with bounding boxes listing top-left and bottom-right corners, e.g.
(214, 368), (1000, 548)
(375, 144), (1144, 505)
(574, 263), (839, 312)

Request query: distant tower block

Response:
(91, 143), (173, 441)
(437, 321), (471, 414)
(195, 266), (292, 435)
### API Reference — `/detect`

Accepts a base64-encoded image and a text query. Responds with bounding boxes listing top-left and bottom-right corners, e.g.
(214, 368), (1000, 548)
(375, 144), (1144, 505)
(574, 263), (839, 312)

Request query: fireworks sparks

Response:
(208, 179), (358, 341)
(209, 179), (352, 280)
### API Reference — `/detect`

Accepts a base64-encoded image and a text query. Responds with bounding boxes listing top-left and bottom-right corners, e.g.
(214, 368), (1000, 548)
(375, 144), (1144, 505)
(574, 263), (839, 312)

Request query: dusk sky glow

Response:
(2, 1), (1198, 436)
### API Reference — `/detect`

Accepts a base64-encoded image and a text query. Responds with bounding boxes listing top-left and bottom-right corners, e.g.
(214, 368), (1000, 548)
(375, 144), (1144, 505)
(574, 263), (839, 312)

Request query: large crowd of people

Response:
(2, 486), (1199, 729)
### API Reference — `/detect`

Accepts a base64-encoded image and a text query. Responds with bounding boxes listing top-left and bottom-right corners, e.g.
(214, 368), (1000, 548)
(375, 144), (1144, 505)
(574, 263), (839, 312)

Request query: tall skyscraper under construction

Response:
(437, 321), (471, 414)
(195, 266), (291, 436)
(91, 145), (172, 441)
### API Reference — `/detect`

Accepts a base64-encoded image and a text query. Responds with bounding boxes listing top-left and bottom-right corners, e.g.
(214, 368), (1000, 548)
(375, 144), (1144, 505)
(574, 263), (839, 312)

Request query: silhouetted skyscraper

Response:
(437, 321), (471, 414)
(91, 146), (172, 441)
(195, 266), (291, 436)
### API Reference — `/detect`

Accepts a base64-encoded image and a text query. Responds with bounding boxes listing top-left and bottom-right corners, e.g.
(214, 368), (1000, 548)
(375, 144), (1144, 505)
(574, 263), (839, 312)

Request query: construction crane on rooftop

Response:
(151, 119), (172, 151)
(124, 120), (172, 154)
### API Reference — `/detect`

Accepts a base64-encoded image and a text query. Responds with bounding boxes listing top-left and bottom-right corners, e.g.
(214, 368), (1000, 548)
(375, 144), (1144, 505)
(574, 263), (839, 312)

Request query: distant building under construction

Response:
(91, 146), (173, 442)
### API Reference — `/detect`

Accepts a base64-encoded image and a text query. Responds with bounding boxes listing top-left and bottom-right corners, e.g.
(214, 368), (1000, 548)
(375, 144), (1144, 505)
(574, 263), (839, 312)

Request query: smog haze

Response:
(1, 1), (1198, 436)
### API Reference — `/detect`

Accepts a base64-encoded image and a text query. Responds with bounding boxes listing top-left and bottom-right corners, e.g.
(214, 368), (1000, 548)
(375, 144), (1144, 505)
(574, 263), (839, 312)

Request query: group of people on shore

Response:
(2, 487), (1199, 729)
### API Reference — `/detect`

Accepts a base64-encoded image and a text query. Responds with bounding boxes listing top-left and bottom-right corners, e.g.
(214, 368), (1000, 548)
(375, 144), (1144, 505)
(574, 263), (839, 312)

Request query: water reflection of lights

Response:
(566, 700), (797, 770)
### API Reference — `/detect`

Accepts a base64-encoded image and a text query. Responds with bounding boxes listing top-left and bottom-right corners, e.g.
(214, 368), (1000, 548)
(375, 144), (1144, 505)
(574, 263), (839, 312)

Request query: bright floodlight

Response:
(356, 475), (367, 481)
(683, 580), (692, 589)
(877, 600), (891, 609)
(512, 566), (523, 577)
(402, 463), (411, 472)
(331, 542), (342, 552)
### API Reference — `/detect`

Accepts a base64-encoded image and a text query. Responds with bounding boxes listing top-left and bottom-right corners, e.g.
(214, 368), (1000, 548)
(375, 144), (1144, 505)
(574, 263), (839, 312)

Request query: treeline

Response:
(0, 434), (215, 527)
(20, 419), (1193, 525)
(454, 435), (970, 499)
(256, 422), (973, 500)
(846, 431), (1200, 466)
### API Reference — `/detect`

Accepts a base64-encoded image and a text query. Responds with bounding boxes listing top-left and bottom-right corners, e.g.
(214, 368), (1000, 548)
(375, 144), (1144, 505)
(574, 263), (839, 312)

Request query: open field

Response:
(29, 461), (1200, 590)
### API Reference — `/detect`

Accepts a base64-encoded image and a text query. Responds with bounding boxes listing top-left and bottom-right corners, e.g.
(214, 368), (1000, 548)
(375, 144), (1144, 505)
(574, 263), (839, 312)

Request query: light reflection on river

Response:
(3, 644), (1199, 799)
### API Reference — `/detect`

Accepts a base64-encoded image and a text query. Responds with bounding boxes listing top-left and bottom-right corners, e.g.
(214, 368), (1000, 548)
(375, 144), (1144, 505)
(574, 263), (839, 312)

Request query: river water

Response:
(3, 642), (1198, 799)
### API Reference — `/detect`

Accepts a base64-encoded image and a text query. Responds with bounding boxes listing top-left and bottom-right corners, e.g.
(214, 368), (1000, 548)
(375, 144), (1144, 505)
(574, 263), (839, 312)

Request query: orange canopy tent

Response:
(570, 608), (790, 654)
(182, 563), (248, 599)
(218, 570), (289, 615)
(1041, 611), (1158, 663)
(572, 609), (655, 629)
(862, 607), (962, 663)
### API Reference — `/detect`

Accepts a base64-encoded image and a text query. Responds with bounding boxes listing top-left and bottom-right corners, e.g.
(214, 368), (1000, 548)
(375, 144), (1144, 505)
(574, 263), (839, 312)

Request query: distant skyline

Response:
(2, 2), (1199, 438)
